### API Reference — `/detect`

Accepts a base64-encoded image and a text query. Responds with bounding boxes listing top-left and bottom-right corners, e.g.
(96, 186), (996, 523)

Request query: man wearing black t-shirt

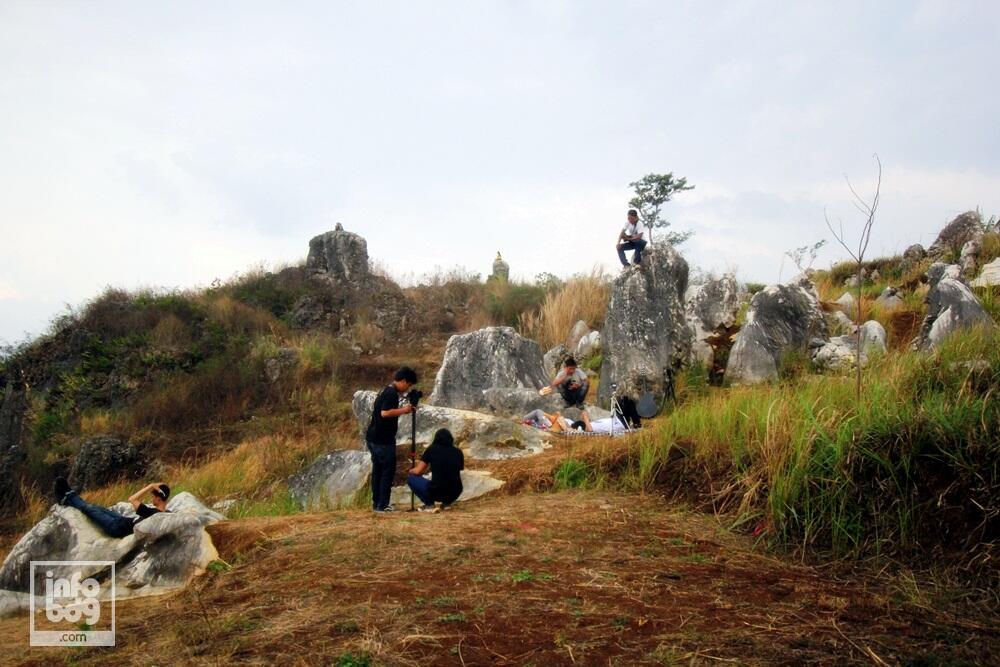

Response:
(407, 428), (464, 512)
(366, 366), (419, 513)
(53, 478), (170, 538)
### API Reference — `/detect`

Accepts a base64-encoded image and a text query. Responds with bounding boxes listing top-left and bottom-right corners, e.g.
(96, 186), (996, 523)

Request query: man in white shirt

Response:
(616, 209), (647, 268)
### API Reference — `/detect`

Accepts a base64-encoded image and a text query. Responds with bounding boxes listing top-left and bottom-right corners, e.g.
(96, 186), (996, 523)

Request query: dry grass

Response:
(519, 267), (611, 349)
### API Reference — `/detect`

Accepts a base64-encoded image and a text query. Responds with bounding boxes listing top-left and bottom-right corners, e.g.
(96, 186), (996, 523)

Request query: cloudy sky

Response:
(2, 1), (998, 345)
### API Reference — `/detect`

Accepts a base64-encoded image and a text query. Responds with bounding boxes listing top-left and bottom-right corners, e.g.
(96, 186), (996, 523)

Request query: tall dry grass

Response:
(519, 268), (611, 349)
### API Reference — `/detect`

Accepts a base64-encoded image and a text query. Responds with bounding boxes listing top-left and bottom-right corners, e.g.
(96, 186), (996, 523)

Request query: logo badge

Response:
(29, 561), (115, 647)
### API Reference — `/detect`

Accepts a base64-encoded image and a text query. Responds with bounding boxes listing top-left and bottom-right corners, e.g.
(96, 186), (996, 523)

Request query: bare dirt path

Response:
(2, 490), (994, 666)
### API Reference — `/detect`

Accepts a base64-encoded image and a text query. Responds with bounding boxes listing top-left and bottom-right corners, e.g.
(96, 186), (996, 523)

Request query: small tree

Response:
(784, 239), (828, 274)
(628, 173), (694, 245)
(824, 154), (882, 402)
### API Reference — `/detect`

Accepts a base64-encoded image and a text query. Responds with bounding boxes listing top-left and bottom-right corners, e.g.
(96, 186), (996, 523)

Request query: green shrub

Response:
(554, 459), (590, 490)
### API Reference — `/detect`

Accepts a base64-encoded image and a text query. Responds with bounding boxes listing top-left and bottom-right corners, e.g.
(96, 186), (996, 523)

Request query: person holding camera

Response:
(550, 356), (590, 408)
(366, 366), (419, 513)
(616, 209), (646, 268)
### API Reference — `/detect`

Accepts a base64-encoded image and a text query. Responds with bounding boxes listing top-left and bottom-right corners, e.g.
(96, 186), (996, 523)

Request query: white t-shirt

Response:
(589, 416), (628, 434)
(623, 221), (643, 240)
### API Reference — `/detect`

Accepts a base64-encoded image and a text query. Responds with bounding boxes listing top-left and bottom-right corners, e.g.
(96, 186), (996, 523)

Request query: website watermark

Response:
(29, 561), (115, 647)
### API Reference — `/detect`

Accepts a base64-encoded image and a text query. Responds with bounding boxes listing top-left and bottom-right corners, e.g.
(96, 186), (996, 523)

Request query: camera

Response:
(407, 388), (423, 408)
(610, 383), (618, 391)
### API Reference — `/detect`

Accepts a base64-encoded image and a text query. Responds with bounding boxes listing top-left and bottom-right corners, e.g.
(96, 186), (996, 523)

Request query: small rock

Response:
(971, 258), (1000, 288)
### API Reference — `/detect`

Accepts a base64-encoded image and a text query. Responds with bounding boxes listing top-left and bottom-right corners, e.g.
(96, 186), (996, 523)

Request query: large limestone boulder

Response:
(566, 320), (592, 350)
(306, 223), (370, 284)
(429, 327), (548, 411)
(725, 278), (828, 385)
(288, 450), (371, 510)
(812, 321), (887, 371)
(353, 391), (551, 460)
(927, 262), (962, 288)
(901, 243), (927, 273)
(480, 388), (565, 418)
(685, 274), (744, 366)
(913, 272), (993, 350)
(575, 330), (601, 358)
(0, 492), (222, 617)
(599, 245), (691, 407)
(928, 211), (983, 258)
(971, 258), (1000, 288)
(69, 435), (148, 491)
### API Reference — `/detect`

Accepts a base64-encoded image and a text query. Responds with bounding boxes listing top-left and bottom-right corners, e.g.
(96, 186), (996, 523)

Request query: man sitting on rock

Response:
(407, 429), (464, 513)
(616, 209), (646, 268)
(53, 478), (169, 538)
(366, 366), (419, 513)
(549, 357), (590, 408)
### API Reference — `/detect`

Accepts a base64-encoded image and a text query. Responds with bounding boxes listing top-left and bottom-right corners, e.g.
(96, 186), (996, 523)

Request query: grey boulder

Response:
(575, 331), (601, 359)
(913, 275), (993, 350)
(566, 320), (592, 350)
(971, 258), (1000, 288)
(480, 387), (565, 418)
(725, 278), (828, 385)
(685, 274), (744, 366)
(599, 244), (691, 407)
(288, 449), (372, 510)
(928, 211), (984, 258)
(69, 434), (148, 491)
(875, 287), (904, 311)
(543, 345), (569, 373)
(306, 224), (371, 284)
(429, 327), (548, 410)
(813, 321), (887, 371)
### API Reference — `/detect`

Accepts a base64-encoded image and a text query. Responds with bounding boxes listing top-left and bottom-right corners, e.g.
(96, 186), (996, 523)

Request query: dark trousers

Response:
(408, 474), (460, 506)
(367, 441), (397, 510)
(65, 493), (134, 538)
(559, 379), (588, 407)
(617, 239), (647, 266)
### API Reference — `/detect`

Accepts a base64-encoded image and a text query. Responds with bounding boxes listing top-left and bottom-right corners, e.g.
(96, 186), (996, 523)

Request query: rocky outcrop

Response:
(725, 278), (828, 385)
(971, 258), (1000, 288)
(306, 223), (370, 284)
(598, 245), (691, 407)
(901, 244), (927, 273)
(567, 321), (591, 351)
(927, 262), (962, 288)
(0, 492), (222, 617)
(69, 435), (148, 491)
(575, 331), (601, 358)
(685, 274), (743, 366)
(264, 347), (300, 383)
(913, 270), (993, 350)
(429, 327), (548, 411)
(928, 211), (983, 258)
(812, 321), (887, 371)
(288, 450), (371, 510)
(353, 391), (551, 460)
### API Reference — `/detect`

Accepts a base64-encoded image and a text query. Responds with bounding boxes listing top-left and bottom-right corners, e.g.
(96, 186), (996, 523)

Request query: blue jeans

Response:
(407, 474), (459, 506)
(559, 379), (588, 407)
(367, 441), (397, 510)
(65, 493), (134, 538)
(617, 239), (647, 266)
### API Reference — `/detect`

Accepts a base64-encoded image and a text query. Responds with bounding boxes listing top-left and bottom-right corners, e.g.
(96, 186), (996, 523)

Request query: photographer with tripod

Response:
(365, 366), (420, 513)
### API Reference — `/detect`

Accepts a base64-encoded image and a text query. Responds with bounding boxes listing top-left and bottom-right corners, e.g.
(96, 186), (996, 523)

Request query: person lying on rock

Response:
(574, 411), (630, 435)
(408, 429), (464, 513)
(616, 208), (647, 269)
(549, 356), (590, 408)
(367, 365), (419, 513)
(53, 478), (170, 538)
(521, 409), (586, 433)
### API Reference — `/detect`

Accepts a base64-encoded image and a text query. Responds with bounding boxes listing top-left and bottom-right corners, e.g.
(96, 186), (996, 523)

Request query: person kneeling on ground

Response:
(550, 357), (589, 408)
(407, 428), (464, 513)
(53, 477), (170, 538)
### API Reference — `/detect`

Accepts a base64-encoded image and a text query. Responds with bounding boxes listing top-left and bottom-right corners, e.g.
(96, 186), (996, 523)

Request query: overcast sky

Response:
(2, 1), (999, 346)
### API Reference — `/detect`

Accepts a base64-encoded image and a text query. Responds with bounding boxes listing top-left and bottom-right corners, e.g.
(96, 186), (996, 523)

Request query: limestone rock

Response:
(927, 262), (962, 289)
(353, 391), (551, 460)
(725, 278), (828, 385)
(833, 292), (857, 312)
(306, 227), (370, 284)
(575, 331), (601, 359)
(913, 277), (993, 350)
(829, 309), (857, 335)
(69, 435), (147, 491)
(390, 470), (504, 507)
(543, 345), (569, 373)
(288, 450), (371, 510)
(960, 239), (981, 277)
(812, 321), (887, 371)
(264, 347), (300, 383)
(566, 321), (591, 350)
(598, 245), (691, 407)
(0, 492), (221, 617)
(685, 274), (743, 366)
(429, 327), (548, 411)
(971, 258), (1000, 288)
(480, 388), (565, 418)
(903, 244), (927, 264)
(875, 287), (904, 311)
(928, 211), (983, 258)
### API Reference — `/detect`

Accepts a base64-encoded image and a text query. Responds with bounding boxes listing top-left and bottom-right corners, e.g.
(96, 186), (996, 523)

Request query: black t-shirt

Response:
(366, 385), (401, 445)
(133, 504), (162, 525)
(421, 444), (464, 503)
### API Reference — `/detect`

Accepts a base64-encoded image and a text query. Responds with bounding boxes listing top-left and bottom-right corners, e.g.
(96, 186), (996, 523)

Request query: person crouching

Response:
(407, 428), (464, 513)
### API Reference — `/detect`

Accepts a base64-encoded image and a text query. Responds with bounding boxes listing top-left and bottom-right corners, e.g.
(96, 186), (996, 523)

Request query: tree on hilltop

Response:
(628, 173), (695, 245)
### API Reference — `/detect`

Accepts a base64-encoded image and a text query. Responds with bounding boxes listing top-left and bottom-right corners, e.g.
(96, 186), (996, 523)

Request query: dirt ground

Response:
(2, 490), (996, 667)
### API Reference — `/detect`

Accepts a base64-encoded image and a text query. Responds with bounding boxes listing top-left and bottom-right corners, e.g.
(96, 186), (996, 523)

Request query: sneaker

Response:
(440, 503), (454, 511)
(373, 505), (396, 513)
(54, 477), (71, 504)
(418, 504), (439, 513)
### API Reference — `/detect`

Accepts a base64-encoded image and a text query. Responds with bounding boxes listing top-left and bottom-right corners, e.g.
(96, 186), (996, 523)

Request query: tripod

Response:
(405, 388), (423, 512)
(608, 383), (634, 433)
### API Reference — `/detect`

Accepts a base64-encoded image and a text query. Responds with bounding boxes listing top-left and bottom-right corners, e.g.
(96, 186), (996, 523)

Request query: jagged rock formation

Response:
(429, 327), (548, 411)
(725, 278), (828, 385)
(288, 450), (371, 510)
(812, 321), (887, 371)
(0, 492), (223, 618)
(685, 274), (744, 367)
(69, 435), (148, 491)
(598, 245), (691, 407)
(913, 267), (993, 349)
(353, 390), (551, 460)
(928, 211), (983, 258)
